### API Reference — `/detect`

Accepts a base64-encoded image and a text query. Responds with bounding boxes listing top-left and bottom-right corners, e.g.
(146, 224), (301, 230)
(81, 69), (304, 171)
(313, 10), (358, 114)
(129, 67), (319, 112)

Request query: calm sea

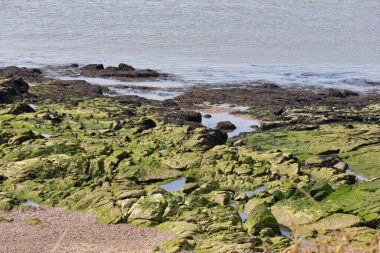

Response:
(0, 0), (379, 90)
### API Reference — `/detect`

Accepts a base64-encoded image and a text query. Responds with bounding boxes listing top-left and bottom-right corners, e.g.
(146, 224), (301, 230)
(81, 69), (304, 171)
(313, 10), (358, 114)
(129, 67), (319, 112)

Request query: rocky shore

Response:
(0, 64), (379, 253)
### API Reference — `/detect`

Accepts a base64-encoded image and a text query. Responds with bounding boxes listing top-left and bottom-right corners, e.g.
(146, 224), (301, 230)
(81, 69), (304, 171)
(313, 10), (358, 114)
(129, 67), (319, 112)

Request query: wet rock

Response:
(256, 82), (280, 89)
(135, 118), (157, 133)
(8, 103), (35, 115)
(203, 114), (212, 118)
(118, 63), (135, 71)
(0, 78), (30, 103)
(80, 63), (162, 80)
(0, 66), (43, 82)
(342, 90), (359, 97)
(82, 64), (104, 70)
(178, 111), (202, 123)
(244, 204), (280, 236)
(35, 80), (103, 102)
(199, 129), (228, 149)
(216, 121), (237, 131)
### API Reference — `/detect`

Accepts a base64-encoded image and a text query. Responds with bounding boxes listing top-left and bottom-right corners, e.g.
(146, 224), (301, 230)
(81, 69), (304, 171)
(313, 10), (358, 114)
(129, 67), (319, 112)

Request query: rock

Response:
(342, 90), (359, 97)
(305, 155), (337, 167)
(199, 129), (228, 149)
(233, 139), (245, 147)
(327, 89), (345, 98)
(80, 63), (162, 79)
(308, 181), (333, 201)
(0, 66), (42, 81)
(244, 197), (274, 214)
(135, 118), (156, 133)
(244, 204), (280, 236)
(24, 217), (41, 225)
(203, 114), (212, 118)
(70, 63), (79, 68)
(178, 111), (202, 123)
(163, 238), (195, 253)
(163, 111), (202, 127)
(128, 194), (167, 223)
(256, 82), (280, 89)
(82, 64), (104, 70)
(333, 162), (348, 172)
(8, 103), (35, 115)
(181, 182), (199, 193)
(118, 63), (135, 71)
(0, 78), (30, 103)
(216, 121), (237, 131)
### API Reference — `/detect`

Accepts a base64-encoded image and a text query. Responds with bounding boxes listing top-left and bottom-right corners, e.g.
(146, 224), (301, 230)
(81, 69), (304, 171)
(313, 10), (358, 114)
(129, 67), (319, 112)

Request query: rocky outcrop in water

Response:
(80, 63), (166, 80)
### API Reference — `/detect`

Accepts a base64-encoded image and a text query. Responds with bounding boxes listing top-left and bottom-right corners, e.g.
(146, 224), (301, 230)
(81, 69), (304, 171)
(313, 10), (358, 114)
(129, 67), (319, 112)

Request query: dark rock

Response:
(200, 129), (228, 149)
(135, 118), (156, 133)
(36, 80), (104, 102)
(8, 103), (35, 115)
(216, 121), (236, 131)
(0, 78), (30, 103)
(327, 89), (344, 98)
(257, 83), (280, 89)
(178, 111), (202, 123)
(0, 66), (42, 82)
(82, 64), (104, 70)
(203, 114), (212, 119)
(80, 63), (162, 80)
(70, 63), (79, 68)
(162, 100), (179, 108)
(342, 90), (359, 97)
(118, 63), (135, 71)
(163, 111), (202, 127)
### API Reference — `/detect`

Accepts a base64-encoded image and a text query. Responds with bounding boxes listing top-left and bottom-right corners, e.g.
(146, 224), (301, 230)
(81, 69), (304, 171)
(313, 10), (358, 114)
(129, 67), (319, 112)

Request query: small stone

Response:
(333, 162), (348, 172)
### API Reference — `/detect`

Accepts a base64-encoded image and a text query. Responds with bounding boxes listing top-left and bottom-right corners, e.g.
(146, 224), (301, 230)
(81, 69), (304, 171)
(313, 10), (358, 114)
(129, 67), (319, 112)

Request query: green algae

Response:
(245, 123), (380, 179)
(0, 97), (379, 252)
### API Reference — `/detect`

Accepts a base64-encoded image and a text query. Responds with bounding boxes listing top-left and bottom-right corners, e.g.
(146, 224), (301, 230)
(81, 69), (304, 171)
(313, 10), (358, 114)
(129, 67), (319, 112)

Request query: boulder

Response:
(0, 66), (42, 81)
(244, 204), (280, 236)
(135, 118), (156, 133)
(199, 129), (228, 149)
(216, 121), (237, 131)
(0, 78), (30, 103)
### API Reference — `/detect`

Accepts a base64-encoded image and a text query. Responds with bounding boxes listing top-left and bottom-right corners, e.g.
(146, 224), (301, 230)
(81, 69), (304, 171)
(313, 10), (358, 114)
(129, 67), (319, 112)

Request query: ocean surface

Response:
(0, 0), (379, 92)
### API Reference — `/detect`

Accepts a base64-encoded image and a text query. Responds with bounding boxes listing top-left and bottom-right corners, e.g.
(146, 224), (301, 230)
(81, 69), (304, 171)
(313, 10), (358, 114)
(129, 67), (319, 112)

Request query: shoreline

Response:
(1, 63), (379, 253)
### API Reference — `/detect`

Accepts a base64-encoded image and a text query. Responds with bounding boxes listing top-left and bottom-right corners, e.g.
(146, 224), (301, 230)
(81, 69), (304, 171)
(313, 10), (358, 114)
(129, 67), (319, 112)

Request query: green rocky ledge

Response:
(0, 69), (379, 252)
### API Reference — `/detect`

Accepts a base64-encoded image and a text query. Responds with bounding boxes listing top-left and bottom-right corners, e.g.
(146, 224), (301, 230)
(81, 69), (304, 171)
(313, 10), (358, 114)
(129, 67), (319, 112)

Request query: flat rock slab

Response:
(0, 206), (173, 253)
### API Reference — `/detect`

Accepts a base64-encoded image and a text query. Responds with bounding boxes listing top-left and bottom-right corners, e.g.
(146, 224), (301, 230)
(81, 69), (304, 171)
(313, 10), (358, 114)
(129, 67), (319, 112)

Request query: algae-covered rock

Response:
(163, 237), (195, 253)
(244, 204), (280, 236)
(128, 193), (167, 224)
(24, 217), (41, 225)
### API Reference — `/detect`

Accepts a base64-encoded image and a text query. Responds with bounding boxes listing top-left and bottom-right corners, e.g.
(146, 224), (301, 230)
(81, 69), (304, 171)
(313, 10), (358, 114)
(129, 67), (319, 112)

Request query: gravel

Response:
(0, 206), (174, 253)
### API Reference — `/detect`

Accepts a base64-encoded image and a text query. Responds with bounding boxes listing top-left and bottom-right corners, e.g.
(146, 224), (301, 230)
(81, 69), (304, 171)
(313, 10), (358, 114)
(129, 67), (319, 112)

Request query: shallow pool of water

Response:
(201, 112), (260, 137)
(23, 200), (41, 208)
(239, 185), (266, 197)
(346, 169), (370, 182)
(160, 177), (186, 192)
(280, 225), (293, 238)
